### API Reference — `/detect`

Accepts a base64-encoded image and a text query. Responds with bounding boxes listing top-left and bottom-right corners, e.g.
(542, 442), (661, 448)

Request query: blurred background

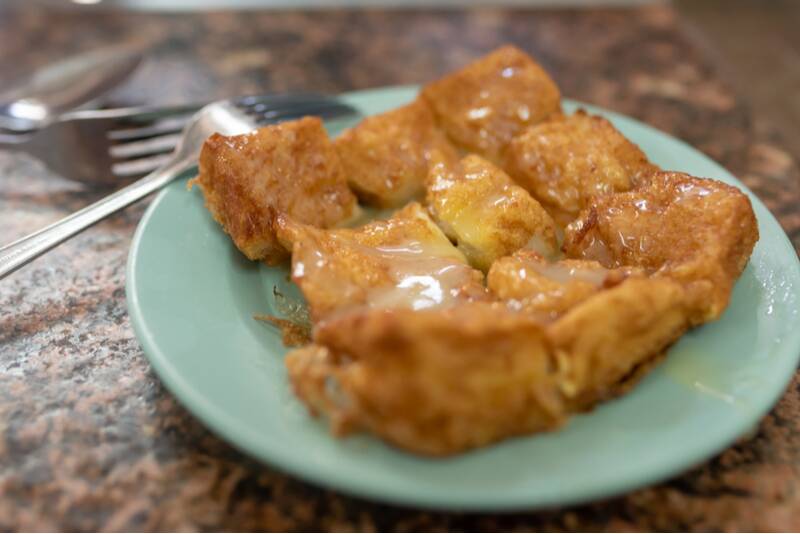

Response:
(2, 0), (797, 157)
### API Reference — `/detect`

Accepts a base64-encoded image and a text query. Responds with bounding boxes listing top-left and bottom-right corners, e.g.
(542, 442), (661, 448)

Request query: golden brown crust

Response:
(562, 171), (759, 324)
(287, 278), (689, 455)
(487, 249), (644, 320)
(421, 45), (561, 165)
(547, 277), (689, 410)
(191, 117), (357, 264)
(287, 303), (564, 456)
(505, 110), (657, 224)
(335, 98), (459, 208)
(426, 155), (558, 271)
(277, 203), (488, 322)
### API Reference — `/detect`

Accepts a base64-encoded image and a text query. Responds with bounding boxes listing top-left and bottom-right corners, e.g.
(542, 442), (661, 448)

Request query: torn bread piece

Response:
(422, 45), (561, 165)
(547, 276), (689, 410)
(276, 202), (488, 322)
(191, 116), (358, 264)
(426, 155), (558, 271)
(335, 98), (459, 208)
(286, 302), (564, 456)
(505, 110), (657, 225)
(563, 171), (758, 324)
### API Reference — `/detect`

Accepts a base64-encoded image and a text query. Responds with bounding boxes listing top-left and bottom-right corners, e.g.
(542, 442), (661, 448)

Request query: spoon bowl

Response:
(0, 46), (143, 132)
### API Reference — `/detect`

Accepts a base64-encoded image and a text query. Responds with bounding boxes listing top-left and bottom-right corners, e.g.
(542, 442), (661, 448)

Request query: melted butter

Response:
(289, 200), (487, 322)
(370, 262), (477, 311)
(663, 347), (747, 410)
(295, 231), (482, 317)
(530, 262), (608, 286)
(373, 241), (427, 256)
(293, 247), (327, 278)
(365, 240), (481, 310)
(371, 235), (463, 263)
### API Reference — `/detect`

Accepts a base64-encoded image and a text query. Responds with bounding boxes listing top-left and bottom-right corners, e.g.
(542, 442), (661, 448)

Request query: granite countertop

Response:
(1, 4), (799, 531)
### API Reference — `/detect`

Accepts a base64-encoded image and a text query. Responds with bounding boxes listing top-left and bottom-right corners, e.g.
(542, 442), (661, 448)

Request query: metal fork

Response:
(0, 94), (354, 186)
(0, 95), (359, 280)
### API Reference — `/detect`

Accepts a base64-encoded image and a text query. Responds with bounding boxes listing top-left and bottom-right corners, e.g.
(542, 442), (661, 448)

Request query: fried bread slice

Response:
(335, 98), (459, 208)
(505, 110), (657, 224)
(191, 116), (358, 264)
(286, 302), (564, 456)
(288, 276), (688, 455)
(422, 45), (561, 164)
(563, 171), (758, 323)
(277, 202), (488, 322)
(426, 155), (558, 271)
(547, 277), (689, 410)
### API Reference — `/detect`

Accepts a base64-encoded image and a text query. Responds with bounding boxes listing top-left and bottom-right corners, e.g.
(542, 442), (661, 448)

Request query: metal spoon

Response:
(0, 46), (144, 132)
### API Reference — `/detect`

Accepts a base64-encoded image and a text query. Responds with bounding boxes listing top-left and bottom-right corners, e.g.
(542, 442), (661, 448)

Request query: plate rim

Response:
(126, 84), (800, 511)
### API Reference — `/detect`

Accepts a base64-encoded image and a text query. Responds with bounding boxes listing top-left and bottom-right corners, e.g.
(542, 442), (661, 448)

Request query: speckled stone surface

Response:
(1, 4), (799, 531)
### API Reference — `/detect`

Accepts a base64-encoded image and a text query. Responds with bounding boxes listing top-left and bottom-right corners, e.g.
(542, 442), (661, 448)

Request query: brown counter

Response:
(1, 3), (799, 531)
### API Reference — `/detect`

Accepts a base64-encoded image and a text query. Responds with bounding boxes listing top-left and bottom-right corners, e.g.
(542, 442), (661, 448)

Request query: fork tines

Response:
(108, 94), (355, 180)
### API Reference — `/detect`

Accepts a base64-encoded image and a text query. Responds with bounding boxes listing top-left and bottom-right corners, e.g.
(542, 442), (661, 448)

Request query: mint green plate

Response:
(127, 86), (800, 511)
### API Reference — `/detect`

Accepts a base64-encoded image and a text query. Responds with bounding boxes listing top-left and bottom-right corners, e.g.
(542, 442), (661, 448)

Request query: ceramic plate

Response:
(127, 86), (800, 511)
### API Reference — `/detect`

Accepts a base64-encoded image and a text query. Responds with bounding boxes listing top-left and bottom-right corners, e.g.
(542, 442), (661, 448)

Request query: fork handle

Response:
(0, 156), (191, 280)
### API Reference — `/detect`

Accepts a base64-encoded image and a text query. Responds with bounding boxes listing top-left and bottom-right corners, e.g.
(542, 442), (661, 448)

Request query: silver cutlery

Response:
(0, 46), (143, 133)
(0, 95), (353, 187)
(0, 94), (358, 280)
